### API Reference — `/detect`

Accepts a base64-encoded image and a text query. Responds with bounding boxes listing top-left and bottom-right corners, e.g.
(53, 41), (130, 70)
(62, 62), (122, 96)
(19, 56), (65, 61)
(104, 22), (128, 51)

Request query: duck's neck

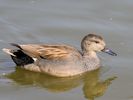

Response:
(82, 50), (98, 58)
(82, 50), (100, 71)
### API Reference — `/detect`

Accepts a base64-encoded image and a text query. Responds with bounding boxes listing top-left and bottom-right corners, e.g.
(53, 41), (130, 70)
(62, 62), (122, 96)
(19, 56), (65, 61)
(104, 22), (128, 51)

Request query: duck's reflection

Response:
(7, 67), (116, 100)
(83, 70), (116, 100)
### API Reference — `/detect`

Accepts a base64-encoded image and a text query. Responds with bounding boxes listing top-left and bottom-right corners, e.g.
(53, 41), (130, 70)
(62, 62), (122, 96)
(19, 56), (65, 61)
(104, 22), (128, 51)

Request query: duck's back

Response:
(17, 44), (82, 60)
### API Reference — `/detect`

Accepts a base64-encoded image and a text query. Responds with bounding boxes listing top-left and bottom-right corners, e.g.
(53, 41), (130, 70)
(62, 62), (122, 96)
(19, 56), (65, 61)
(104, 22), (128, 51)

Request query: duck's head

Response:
(81, 33), (117, 56)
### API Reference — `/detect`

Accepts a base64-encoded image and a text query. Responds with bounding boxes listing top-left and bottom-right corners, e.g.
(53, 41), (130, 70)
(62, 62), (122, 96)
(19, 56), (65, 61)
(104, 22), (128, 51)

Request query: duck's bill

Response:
(102, 48), (117, 56)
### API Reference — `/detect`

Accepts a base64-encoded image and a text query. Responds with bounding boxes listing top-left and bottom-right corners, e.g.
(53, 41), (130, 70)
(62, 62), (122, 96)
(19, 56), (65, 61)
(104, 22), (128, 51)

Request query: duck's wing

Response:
(10, 43), (82, 60)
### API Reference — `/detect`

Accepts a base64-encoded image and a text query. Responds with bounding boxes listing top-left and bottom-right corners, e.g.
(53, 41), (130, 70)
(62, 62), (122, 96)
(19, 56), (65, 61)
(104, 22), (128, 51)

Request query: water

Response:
(0, 0), (133, 100)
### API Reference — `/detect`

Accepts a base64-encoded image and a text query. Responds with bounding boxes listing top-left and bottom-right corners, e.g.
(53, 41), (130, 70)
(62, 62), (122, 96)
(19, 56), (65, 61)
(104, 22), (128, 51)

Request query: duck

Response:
(2, 33), (117, 77)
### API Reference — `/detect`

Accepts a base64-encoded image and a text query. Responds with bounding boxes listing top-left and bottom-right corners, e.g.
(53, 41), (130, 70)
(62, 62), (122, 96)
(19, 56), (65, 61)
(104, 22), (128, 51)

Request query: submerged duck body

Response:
(3, 34), (117, 77)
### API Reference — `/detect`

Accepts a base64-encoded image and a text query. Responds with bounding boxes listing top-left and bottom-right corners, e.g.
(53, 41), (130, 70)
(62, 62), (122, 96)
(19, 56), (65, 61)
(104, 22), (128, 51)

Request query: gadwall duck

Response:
(3, 34), (117, 77)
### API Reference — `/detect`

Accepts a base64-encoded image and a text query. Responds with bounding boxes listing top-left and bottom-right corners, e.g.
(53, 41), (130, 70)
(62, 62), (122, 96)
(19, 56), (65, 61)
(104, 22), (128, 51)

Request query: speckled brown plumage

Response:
(3, 33), (117, 77)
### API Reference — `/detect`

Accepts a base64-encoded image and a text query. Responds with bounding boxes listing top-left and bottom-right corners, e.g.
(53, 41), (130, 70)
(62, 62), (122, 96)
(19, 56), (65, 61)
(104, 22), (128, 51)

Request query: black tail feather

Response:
(11, 50), (34, 66)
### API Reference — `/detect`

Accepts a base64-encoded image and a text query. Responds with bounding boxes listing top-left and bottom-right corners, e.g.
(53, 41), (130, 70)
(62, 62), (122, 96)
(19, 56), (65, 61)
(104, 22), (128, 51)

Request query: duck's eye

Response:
(94, 41), (99, 44)
(91, 40), (100, 44)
